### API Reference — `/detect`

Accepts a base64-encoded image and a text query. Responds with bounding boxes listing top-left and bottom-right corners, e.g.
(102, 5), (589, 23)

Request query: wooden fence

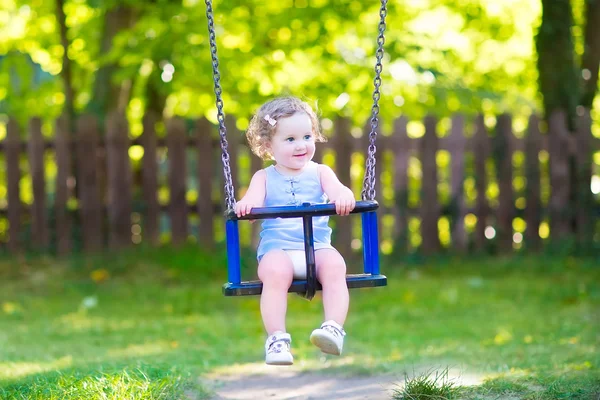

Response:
(0, 110), (598, 258)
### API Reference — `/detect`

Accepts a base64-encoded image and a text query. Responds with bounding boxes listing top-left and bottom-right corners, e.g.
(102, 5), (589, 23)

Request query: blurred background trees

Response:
(4, 0), (598, 128)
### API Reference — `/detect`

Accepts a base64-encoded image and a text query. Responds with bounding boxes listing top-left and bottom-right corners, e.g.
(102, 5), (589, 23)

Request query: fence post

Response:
(55, 114), (72, 255)
(250, 137), (263, 249)
(225, 115), (240, 195)
(420, 115), (440, 254)
(473, 115), (489, 251)
(391, 116), (409, 255)
(166, 117), (188, 245)
(76, 114), (103, 252)
(334, 117), (352, 259)
(575, 109), (594, 252)
(196, 117), (215, 250)
(27, 117), (49, 249)
(547, 110), (571, 244)
(6, 118), (21, 253)
(106, 111), (132, 249)
(524, 114), (542, 251)
(494, 113), (514, 252)
(142, 112), (159, 245)
(448, 114), (467, 252)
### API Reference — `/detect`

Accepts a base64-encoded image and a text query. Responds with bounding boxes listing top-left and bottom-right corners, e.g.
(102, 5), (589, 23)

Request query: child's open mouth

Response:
(293, 153), (307, 158)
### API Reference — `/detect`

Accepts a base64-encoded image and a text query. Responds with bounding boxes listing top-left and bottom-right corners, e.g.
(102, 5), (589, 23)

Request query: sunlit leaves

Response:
(0, 0), (552, 124)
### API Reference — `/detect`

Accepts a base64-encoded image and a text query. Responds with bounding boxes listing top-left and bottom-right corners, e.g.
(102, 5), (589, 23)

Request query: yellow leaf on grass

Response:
(494, 329), (513, 345)
(90, 269), (110, 283)
(2, 302), (20, 315)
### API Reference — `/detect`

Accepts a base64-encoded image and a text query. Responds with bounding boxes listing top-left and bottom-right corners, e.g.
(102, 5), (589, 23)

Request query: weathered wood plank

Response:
(225, 115), (240, 195)
(547, 110), (572, 242)
(420, 115), (440, 254)
(54, 114), (72, 255)
(250, 141), (263, 249)
(524, 114), (542, 251)
(76, 114), (103, 252)
(6, 119), (22, 252)
(166, 118), (188, 244)
(27, 118), (49, 249)
(106, 111), (132, 249)
(141, 113), (159, 245)
(391, 116), (410, 254)
(196, 117), (215, 250)
(494, 113), (514, 252)
(473, 115), (490, 251)
(334, 117), (352, 258)
(575, 109), (595, 251)
(448, 114), (467, 252)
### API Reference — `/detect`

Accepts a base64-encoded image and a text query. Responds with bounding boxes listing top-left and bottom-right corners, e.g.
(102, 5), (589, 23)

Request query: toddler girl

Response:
(235, 96), (356, 365)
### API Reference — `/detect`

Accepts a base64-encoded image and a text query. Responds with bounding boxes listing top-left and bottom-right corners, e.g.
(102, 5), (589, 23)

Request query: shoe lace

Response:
(267, 335), (291, 353)
(321, 323), (346, 338)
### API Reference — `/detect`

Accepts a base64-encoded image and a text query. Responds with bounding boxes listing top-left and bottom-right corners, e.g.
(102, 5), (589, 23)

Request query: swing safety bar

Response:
(223, 200), (387, 300)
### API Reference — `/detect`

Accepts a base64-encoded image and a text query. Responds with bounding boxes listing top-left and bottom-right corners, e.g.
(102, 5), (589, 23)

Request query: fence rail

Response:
(0, 110), (598, 257)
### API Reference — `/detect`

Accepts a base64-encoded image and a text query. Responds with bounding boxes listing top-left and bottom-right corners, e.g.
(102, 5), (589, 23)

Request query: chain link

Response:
(206, 0), (236, 210)
(361, 0), (387, 201)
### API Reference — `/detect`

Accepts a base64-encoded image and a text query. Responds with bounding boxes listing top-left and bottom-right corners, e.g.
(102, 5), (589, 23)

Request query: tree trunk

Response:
(535, 0), (579, 129)
(145, 65), (168, 117)
(55, 0), (75, 130)
(536, 0), (586, 246)
(580, 0), (600, 108)
(86, 4), (135, 120)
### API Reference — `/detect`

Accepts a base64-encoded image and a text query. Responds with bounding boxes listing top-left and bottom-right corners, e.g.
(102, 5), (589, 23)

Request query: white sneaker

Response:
(265, 331), (293, 365)
(310, 320), (346, 356)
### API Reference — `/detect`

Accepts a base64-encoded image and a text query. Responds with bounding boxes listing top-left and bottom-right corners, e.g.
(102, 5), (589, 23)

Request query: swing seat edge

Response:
(222, 274), (387, 297)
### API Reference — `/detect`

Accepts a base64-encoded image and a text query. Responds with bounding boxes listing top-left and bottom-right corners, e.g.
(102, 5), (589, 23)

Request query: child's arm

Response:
(235, 169), (266, 218)
(318, 164), (356, 216)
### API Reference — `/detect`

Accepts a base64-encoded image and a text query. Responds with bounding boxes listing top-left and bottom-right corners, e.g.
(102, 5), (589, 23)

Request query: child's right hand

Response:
(234, 200), (257, 219)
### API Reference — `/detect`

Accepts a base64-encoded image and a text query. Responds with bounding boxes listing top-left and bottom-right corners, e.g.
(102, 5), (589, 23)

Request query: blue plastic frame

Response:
(223, 200), (386, 298)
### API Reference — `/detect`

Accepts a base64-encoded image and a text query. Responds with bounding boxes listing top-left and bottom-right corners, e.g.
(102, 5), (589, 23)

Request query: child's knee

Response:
(258, 251), (294, 283)
(317, 252), (347, 280)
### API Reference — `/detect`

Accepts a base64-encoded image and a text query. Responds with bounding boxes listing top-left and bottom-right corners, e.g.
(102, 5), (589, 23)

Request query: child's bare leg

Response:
(315, 249), (349, 325)
(257, 250), (294, 334)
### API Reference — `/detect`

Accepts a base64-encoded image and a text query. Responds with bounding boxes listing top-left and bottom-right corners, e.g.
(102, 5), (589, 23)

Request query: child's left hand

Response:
(329, 187), (356, 216)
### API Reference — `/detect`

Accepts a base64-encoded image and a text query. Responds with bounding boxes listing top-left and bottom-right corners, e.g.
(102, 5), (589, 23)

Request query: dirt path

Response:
(203, 365), (399, 400)
(200, 363), (485, 400)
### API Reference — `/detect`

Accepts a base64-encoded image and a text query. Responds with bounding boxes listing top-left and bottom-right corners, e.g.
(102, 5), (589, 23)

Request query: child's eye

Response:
(285, 137), (294, 142)
(304, 134), (312, 140)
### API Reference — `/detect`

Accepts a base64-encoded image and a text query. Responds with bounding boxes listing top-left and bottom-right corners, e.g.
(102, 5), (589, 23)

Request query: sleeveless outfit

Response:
(257, 162), (334, 277)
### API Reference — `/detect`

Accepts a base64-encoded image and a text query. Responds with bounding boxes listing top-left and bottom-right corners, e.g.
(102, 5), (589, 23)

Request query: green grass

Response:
(0, 246), (599, 399)
(392, 368), (460, 399)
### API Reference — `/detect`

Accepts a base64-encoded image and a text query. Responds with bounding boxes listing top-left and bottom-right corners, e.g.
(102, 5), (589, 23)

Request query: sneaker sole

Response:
(310, 332), (341, 355)
(265, 354), (294, 366)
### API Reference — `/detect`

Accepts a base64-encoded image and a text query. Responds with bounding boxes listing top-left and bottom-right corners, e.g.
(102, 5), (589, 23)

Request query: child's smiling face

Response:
(268, 112), (316, 175)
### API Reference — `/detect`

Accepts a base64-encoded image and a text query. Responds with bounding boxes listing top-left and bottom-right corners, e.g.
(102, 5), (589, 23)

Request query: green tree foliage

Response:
(0, 0), (586, 131)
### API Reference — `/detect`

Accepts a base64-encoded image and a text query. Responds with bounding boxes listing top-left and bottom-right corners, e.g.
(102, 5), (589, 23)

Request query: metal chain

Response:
(205, 0), (236, 210)
(206, 0), (385, 205)
(361, 0), (387, 201)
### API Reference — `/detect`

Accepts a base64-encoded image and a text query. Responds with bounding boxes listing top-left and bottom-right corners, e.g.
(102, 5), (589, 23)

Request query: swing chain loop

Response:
(361, 0), (387, 201)
(206, 0), (236, 210)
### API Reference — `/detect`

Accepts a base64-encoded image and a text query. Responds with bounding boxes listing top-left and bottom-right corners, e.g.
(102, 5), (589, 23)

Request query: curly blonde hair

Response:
(246, 96), (327, 160)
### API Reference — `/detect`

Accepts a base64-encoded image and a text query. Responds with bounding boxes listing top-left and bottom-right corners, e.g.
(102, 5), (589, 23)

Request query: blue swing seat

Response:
(223, 200), (387, 300)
